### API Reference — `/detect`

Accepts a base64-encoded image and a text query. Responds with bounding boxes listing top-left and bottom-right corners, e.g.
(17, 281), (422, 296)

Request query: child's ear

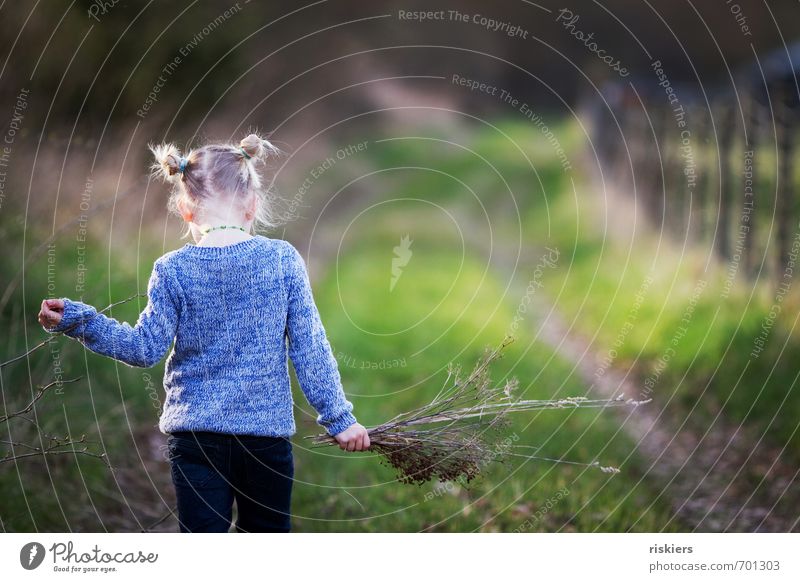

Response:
(176, 197), (193, 222)
(246, 194), (257, 220)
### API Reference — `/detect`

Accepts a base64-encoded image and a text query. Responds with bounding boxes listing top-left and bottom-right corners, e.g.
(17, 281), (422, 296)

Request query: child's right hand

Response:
(38, 298), (64, 330)
(334, 422), (370, 452)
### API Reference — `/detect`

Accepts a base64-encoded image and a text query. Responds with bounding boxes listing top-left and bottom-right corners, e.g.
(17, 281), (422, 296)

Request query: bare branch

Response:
(1, 433), (110, 468)
(309, 337), (648, 485)
(1, 448), (109, 466)
(141, 506), (176, 532)
(1, 292), (146, 369)
(0, 377), (82, 423)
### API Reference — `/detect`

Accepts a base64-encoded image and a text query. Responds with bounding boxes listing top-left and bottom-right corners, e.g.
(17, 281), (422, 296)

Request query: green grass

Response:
(528, 172), (800, 453)
(0, 236), (174, 531)
(290, 207), (678, 532)
(4, 115), (794, 531)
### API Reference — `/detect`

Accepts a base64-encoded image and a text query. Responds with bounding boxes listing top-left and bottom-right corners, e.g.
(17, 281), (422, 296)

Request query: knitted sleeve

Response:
(283, 242), (357, 436)
(45, 258), (180, 368)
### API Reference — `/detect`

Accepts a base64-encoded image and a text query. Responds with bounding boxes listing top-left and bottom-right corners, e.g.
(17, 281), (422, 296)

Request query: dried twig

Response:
(141, 506), (177, 532)
(0, 434), (109, 468)
(310, 336), (650, 485)
(0, 290), (144, 468)
(0, 377), (82, 423)
(0, 292), (146, 369)
(0, 336), (59, 369)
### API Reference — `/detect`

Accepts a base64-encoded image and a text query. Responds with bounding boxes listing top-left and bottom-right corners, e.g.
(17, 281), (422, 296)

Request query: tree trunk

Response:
(716, 103), (735, 261)
(776, 86), (795, 277)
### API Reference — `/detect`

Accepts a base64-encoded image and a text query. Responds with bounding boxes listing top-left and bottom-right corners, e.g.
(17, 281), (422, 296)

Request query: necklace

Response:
(200, 225), (247, 235)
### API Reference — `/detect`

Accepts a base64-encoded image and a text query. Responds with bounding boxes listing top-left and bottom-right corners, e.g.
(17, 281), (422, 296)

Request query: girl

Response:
(37, 133), (370, 533)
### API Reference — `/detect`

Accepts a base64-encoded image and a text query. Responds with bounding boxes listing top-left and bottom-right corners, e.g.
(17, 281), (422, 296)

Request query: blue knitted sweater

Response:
(46, 236), (357, 437)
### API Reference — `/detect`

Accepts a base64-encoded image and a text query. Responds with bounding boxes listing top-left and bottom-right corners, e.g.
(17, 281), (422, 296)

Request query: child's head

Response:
(150, 133), (282, 236)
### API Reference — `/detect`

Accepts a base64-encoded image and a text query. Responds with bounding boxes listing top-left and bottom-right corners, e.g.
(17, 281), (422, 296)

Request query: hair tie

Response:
(240, 147), (252, 160)
(178, 157), (188, 173)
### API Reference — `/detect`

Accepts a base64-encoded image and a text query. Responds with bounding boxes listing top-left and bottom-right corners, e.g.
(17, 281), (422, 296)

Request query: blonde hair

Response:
(149, 133), (284, 237)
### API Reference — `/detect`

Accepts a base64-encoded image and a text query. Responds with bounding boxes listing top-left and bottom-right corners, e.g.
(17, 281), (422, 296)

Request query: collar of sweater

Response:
(181, 235), (265, 259)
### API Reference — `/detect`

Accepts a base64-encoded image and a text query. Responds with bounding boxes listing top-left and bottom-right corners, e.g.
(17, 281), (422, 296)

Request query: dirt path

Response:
(529, 297), (799, 532)
(470, 217), (799, 531)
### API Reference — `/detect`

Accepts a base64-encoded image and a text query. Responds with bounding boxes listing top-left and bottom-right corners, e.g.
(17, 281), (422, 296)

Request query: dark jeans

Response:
(166, 431), (294, 533)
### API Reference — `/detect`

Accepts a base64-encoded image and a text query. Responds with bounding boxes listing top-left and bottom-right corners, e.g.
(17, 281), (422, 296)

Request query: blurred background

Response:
(2, 0), (800, 532)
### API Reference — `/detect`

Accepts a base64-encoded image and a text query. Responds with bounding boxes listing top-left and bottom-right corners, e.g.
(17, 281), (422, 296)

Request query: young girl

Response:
(37, 133), (370, 533)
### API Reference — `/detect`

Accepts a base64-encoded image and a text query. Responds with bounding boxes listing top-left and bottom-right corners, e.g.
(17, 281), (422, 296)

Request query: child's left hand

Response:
(38, 298), (64, 330)
(334, 422), (370, 452)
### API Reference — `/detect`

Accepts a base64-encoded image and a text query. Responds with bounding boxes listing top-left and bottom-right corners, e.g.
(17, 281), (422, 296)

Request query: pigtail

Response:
(149, 142), (189, 181)
(239, 133), (282, 162)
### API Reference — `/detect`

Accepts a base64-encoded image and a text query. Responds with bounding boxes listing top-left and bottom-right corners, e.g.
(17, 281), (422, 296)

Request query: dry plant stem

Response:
(1, 376), (109, 467)
(0, 377), (82, 423)
(0, 297), (142, 469)
(0, 337), (59, 369)
(0, 292), (146, 369)
(0, 434), (110, 467)
(141, 506), (177, 532)
(309, 336), (648, 484)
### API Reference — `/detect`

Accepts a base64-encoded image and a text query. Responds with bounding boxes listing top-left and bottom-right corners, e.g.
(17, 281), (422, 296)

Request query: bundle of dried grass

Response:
(310, 336), (650, 485)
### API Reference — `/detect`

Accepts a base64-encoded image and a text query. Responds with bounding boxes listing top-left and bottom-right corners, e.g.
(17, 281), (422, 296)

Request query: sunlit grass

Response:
(4, 115), (793, 531)
(291, 209), (678, 532)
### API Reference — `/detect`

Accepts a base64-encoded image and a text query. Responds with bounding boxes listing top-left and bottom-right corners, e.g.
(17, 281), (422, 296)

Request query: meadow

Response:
(2, 117), (796, 532)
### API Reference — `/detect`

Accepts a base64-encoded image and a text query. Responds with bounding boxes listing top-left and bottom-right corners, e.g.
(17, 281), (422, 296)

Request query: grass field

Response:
(2, 117), (797, 531)
(290, 212), (677, 531)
